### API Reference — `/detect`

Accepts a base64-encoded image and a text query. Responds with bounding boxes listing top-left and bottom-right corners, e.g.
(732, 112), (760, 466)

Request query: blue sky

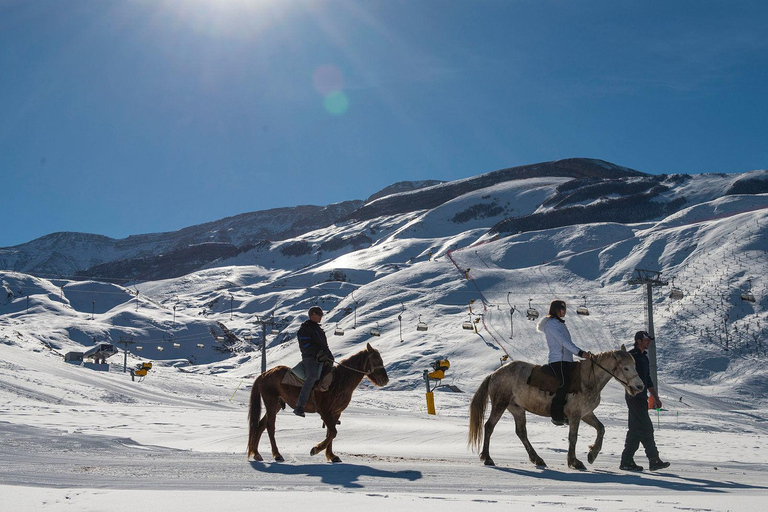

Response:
(1, 0), (766, 248)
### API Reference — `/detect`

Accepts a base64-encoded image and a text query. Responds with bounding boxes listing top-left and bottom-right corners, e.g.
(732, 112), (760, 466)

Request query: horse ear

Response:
(366, 342), (374, 351)
(620, 344), (627, 352)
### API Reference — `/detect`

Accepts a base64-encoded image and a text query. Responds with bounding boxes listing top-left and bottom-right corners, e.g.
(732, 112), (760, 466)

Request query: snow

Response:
(3, 188), (768, 510)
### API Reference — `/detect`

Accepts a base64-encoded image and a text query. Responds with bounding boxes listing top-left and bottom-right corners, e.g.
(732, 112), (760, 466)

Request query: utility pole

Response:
(117, 336), (137, 373)
(628, 268), (668, 392)
(507, 292), (516, 339)
(251, 315), (282, 374)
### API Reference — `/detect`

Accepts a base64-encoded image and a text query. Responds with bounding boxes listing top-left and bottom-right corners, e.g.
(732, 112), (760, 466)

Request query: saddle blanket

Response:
(527, 363), (582, 395)
(281, 362), (333, 392)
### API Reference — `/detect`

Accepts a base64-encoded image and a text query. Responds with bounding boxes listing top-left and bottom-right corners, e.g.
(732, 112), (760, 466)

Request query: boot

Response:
(619, 460), (644, 471)
(649, 457), (670, 471)
(293, 405), (305, 417)
(550, 399), (568, 426)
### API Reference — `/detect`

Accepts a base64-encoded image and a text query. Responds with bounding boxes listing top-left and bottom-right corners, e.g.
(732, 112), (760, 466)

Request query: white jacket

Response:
(537, 316), (584, 364)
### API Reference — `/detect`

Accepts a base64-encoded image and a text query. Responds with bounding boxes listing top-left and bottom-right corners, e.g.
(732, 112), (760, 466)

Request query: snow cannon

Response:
(423, 359), (454, 415)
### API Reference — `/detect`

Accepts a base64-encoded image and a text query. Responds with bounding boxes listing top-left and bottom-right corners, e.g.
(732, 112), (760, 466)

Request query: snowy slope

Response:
(3, 170), (768, 511)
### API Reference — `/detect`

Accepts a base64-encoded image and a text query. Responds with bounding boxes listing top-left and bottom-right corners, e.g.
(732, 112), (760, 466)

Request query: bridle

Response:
(590, 356), (632, 389)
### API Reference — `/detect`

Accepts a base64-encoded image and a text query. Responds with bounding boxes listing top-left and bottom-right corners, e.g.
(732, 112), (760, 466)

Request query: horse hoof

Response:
(252, 454), (263, 462)
(534, 460), (547, 468)
(588, 453), (597, 464)
(570, 461), (586, 471)
(483, 459), (495, 466)
(310, 447), (318, 456)
(331, 456), (342, 463)
(274, 455), (284, 462)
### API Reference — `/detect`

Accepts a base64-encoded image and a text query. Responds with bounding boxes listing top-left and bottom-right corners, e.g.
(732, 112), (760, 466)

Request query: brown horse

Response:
(468, 346), (644, 470)
(247, 343), (388, 463)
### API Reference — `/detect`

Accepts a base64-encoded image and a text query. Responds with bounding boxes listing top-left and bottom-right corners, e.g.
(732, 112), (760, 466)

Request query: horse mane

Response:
(331, 347), (370, 389)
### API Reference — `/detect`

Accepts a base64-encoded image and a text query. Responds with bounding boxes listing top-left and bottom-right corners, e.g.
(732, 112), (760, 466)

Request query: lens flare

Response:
(323, 91), (350, 116)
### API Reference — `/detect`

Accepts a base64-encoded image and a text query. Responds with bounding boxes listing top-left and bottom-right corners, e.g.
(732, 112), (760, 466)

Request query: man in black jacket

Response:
(293, 306), (334, 417)
(620, 331), (670, 471)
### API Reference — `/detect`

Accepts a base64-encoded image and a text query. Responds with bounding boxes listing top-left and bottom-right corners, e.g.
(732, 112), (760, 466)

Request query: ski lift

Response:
(196, 343), (204, 349)
(173, 343), (180, 349)
(370, 323), (381, 337)
(577, 296), (589, 316)
(526, 299), (539, 321)
(462, 314), (475, 330)
(157, 346), (164, 352)
(669, 279), (684, 300)
(135, 346), (143, 351)
(334, 323), (345, 336)
(741, 279), (756, 302)
(417, 315), (428, 331)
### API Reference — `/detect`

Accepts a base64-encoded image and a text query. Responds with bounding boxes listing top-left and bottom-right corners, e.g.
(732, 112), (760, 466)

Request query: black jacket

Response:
(628, 345), (654, 399)
(296, 320), (332, 361)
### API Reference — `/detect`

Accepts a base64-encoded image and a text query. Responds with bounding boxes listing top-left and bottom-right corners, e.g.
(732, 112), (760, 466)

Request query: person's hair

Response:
(548, 300), (567, 318)
(308, 306), (323, 317)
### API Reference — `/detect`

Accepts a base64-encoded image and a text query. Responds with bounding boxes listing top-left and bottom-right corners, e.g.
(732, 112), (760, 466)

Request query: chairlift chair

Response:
(669, 279), (684, 300)
(157, 346), (164, 352)
(369, 323), (381, 337)
(526, 299), (539, 321)
(135, 346), (143, 351)
(462, 313), (474, 330)
(196, 343), (204, 349)
(173, 343), (180, 349)
(741, 291), (756, 302)
(334, 323), (345, 336)
(417, 315), (428, 332)
(577, 296), (589, 316)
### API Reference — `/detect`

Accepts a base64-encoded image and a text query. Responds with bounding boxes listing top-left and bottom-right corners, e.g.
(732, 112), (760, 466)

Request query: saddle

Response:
(281, 362), (334, 392)
(527, 362), (583, 395)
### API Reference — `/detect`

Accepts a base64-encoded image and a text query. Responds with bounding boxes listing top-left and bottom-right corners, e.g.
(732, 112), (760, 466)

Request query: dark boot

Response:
(649, 457), (670, 471)
(619, 460), (644, 471)
(293, 405), (305, 417)
(550, 398), (567, 426)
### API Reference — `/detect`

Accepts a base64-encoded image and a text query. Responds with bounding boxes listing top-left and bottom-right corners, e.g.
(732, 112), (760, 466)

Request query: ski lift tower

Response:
(251, 314), (284, 374)
(628, 268), (668, 393)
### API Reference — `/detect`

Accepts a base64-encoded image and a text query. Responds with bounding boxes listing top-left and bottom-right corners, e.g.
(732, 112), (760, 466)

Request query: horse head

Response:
(597, 345), (644, 396)
(364, 343), (389, 387)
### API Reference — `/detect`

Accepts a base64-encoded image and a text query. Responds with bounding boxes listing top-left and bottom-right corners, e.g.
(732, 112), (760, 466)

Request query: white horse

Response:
(468, 346), (645, 470)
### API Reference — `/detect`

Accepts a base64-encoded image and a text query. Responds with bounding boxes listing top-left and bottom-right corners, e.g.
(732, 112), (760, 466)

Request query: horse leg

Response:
(566, 418), (585, 470)
(510, 407), (546, 467)
(310, 412), (338, 462)
(480, 397), (508, 466)
(581, 412), (605, 464)
(263, 397), (284, 462)
(323, 413), (342, 463)
(252, 415), (268, 461)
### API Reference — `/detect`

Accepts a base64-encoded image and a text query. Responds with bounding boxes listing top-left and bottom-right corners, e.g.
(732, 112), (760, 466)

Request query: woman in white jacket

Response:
(537, 299), (592, 425)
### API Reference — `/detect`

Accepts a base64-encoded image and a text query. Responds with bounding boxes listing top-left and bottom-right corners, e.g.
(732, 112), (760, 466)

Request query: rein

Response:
(590, 357), (630, 388)
(334, 360), (385, 376)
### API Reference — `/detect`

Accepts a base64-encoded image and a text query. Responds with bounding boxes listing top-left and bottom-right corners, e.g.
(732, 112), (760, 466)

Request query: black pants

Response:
(621, 394), (659, 463)
(545, 361), (576, 418)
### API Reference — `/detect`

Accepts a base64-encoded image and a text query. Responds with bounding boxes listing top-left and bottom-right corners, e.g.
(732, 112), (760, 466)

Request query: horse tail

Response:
(246, 375), (262, 459)
(468, 373), (492, 452)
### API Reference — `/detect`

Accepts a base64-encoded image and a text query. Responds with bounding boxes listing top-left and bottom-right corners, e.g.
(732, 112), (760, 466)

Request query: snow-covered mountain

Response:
(2, 157), (768, 398)
(3, 157), (768, 509)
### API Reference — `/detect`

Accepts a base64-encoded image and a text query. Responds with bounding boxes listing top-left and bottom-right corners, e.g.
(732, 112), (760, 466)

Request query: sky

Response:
(1, 0), (767, 248)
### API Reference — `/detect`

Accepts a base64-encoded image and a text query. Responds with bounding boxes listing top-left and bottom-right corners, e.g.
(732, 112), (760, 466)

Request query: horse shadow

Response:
(249, 461), (422, 489)
(488, 466), (768, 493)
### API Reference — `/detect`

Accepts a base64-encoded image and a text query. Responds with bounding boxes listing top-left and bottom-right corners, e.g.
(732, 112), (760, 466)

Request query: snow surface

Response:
(3, 192), (768, 511)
